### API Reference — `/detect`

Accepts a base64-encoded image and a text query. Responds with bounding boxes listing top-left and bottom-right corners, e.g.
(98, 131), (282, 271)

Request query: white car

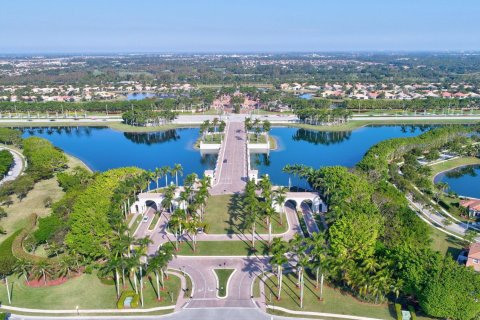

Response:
(142, 215), (149, 223)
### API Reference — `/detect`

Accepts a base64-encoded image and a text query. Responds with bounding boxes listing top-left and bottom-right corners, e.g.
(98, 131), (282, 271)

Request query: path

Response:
(210, 121), (247, 195)
(0, 147), (25, 186)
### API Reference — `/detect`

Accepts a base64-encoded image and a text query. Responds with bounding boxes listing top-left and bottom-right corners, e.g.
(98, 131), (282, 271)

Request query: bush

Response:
(408, 306), (417, 320)
(84, 265), (93, 274)
(23, 137), (67, 180)
(0, 230), (21, 275)
(0, 127), (22, 145)
(0, 149), (13, 178)
(395, 303), (402, 320)
(33, 215), (63, 244)
(117, 290), (140, 309)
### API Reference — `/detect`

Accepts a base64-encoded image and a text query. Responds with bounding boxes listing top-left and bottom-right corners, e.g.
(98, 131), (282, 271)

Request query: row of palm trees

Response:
(242, 176), (288, 246)
(244, 118), (271, 143)
(165, 175), (211, 252)
(148, 164), (184, 190)
(199, 118), (226, 142)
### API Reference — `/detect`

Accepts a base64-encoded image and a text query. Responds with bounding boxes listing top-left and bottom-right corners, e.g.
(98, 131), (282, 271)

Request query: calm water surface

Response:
(435, 165), (480, 198)
(21, 125), (436, 187)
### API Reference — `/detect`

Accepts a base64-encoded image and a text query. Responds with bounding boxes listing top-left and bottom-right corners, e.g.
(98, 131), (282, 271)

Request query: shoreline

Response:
(430, 156), (480, 183)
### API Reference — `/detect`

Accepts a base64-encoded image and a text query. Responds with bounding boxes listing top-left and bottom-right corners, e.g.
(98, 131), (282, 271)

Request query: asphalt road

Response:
(0, 147), (24, 186)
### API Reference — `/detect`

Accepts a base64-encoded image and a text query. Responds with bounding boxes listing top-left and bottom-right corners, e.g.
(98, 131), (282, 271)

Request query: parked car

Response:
(142, 215), (149, 223)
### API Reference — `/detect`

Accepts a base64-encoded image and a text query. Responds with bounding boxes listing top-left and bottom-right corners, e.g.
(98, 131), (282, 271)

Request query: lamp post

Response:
(76, 305), (79, 316)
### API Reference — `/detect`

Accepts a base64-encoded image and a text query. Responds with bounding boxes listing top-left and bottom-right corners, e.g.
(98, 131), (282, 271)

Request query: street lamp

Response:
(76, 305), (79, 316)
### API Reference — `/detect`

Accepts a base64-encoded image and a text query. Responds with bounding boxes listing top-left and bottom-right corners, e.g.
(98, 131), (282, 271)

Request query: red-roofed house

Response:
(466, 243), (480, 272)
(460, 199), (480, 217)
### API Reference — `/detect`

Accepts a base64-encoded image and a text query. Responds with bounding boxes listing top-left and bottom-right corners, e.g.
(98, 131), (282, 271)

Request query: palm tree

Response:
(154, 167), (161, 190)
(162, 185), (176, 213)
(273, 187), (287, 225)
(178, 191), (190, 215)
(14, 258), (33, 285)
(100, 256), (122, 298)
(147, 254), (163, 301)
(270, 238), (288, 300)
(169, 210), (184, 250)
(172, 164), (183, 186)
(244, 195), (259, 247)
(159, 166), (170, 187)
(262, 201), (276, 245)
(34, 260), (51, 286)
(307, 232), (327, 299)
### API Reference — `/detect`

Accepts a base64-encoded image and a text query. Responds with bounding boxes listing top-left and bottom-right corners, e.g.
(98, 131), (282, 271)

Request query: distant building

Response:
(466, 243), (480, 272)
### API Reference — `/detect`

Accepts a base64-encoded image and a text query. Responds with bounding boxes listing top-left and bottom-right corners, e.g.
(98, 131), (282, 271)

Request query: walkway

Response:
(0, 147), (25, 186)
(210, 121), (247, 195)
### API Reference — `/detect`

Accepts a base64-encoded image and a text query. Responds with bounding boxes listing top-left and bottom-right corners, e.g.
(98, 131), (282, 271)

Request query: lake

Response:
(20, 125), (436, 187)
(435, 165), (480, 199)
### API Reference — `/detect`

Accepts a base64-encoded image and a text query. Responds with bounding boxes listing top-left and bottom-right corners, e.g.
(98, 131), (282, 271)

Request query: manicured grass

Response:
(214, 269), (234, 298)
(148, 214), (160, 231)
(429, 226), (466, 258)
(429, 156), (480, 179)
(0, 154), (86, 242)
(252, 276), (261, 298)
(263, 273), (395, 319)
(129, 215), (143, 233)
(165, 240), (270, 256)
(248, 133), (267, 144)
(0, 272), (181, 309)
(204, 194), (287, 235)
(269, 135), (277, 150)
(285, 119), (480, 132)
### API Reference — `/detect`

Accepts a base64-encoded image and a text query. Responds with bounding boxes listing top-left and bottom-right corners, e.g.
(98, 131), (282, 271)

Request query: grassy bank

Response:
(285, 119), (480, 132)
(429, 156), (480, 179)
(0, 154), (90, 241)
(263, 273), (394, 319)
(0, 272), (180, 310)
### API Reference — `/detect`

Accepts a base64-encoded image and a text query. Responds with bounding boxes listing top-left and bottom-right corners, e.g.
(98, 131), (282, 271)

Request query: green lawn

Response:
(165, 240), (270, 256)
(263, 273), (395, 319)
(248, 133), (267, 144)
(0, 272), (181, 310)
(429, 226), (466, 258)
(129, 215), (143, 233)
(429, 156), (480, 179)
(148, 214), (160, 231)
(204, 194), (287, 235)
(214, 269), (234, 297)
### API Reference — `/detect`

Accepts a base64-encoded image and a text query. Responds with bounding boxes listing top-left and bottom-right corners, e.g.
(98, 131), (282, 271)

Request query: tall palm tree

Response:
(244, 194), (259, 247)
(270, 238), (288, 300)
(161, 186), (175, 213)
(172, 164), (183, 186)
(100, 256), (122, 298)
(273, 187), (287, 225)
(147, 254), (163, 300)
(262, 201), (276, 245)
(154, 167), (161, 190)
(159, 166), (170, 187)
(307, 232), (327, 299)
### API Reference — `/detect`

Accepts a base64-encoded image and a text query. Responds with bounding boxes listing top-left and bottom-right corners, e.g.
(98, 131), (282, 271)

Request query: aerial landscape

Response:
(1, 1), (480, 320)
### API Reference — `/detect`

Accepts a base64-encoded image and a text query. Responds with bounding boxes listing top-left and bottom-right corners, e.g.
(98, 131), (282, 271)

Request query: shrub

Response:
(22, 137), (67, 180)
(34, 215), (63, 244)
(0, 230), (21, 275)
(117, 290), (140, 309)
(84, 265), (93, 274)
(408, 306), (417, 320)
(0, 149), (13, 177)
(0, 127), (22, 145)
(395, 303), (402, 320)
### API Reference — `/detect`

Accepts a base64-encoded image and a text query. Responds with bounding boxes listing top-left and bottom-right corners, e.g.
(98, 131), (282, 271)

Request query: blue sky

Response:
(0, 0), (479, 53)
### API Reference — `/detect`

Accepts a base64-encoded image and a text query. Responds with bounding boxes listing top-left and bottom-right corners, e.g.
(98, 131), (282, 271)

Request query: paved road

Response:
(0, 147), (24, 186)
(8, 308), (309, 320)
(210, 121), (247, 195)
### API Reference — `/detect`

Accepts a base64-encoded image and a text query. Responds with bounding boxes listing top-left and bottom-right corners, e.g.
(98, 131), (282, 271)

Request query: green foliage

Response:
(33, 215), (63, 244)
(117, 290), (140, 309)
(0, 127), (22, 145)
(395, 303), (402, 320)
(408, 306), (417, 320)
(12, 214), (52, 263)
(0, 149), (14, 177)
(23, 137), (67, 180)
(65, 167), (144, 259)
(419, 258), (480, 320)
(56, 167), (94, 192)
(122, 108), (178, 127)
(0, 229), (20, 275)
(357, 125), (474, 180)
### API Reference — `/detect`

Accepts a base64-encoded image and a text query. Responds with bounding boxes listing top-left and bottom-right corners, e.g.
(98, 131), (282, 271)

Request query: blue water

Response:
(299, 93), (313, 100)
(20, 125), (436, 187)
(435, 165), (480, 198)
(126, 93), (156, 100)
(251, 125), (435, 186)
(20, 127), (217, 185)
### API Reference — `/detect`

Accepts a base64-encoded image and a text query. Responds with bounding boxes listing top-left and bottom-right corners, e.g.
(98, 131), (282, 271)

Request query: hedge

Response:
(408, 306), (417, 320)
(117, 290), (140, 309)
(395, 303), (402, 320)
(0, 149), (14, 178)
(0, 229), (21, 275)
